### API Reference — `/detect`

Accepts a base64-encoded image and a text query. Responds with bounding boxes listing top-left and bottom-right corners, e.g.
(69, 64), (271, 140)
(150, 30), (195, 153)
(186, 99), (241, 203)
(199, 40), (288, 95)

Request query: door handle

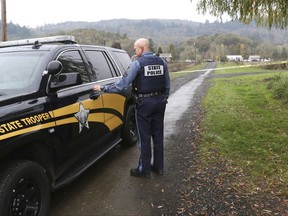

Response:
(90, 92), (101, 100)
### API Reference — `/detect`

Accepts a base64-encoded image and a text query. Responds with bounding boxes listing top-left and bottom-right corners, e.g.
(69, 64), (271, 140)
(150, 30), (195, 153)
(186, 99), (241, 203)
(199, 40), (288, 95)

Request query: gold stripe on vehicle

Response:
(102, 94), (125, 115)
(52, 99), (103, 118)
(52, 102), (83, 117)
(88, 113), (105, 123)
(104, 114), (123, 131)
(55, 117), (78, 126)
(82, 98), (103, 110)
(0, 122), (56, 141)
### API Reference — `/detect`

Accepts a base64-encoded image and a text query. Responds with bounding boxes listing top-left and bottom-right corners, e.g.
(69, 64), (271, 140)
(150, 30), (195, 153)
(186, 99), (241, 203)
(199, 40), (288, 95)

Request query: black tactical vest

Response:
(133, 55), (166, 94)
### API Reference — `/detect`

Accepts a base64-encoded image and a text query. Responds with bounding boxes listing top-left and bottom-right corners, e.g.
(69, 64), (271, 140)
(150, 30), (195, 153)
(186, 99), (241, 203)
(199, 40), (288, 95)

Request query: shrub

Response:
(267, 74), (288, 104)
(262, 63), (288, 70)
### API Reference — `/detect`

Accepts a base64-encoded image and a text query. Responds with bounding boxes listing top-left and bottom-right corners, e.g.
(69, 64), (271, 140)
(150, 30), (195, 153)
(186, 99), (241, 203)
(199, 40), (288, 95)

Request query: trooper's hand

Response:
(93, 85), (102, 91)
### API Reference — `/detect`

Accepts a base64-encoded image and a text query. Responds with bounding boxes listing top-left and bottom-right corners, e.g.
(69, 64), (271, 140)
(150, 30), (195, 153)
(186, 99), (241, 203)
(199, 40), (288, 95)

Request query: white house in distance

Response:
(226, 55), (243, 61)
(159, 53), (172, 62)
(248, 55), (261, 62)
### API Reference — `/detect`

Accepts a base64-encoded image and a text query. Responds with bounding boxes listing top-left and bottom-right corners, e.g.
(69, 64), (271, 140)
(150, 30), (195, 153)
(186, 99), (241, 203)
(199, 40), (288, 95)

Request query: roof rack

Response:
(0, 35), (77, 48)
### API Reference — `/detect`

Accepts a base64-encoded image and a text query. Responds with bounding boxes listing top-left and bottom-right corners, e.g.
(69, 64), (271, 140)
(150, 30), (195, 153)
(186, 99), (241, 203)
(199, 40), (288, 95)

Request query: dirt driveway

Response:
(49, 63), (287, 215)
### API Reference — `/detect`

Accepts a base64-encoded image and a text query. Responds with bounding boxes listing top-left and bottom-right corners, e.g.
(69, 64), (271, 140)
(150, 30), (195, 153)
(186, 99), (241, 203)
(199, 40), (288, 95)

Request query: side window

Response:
(85, 50), (116, 80)
(57, 50), (90, 83)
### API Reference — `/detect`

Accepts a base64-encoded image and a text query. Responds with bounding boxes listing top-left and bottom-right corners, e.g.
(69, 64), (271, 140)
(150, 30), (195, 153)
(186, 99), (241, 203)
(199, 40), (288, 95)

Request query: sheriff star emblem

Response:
(74, 102), (90, 133)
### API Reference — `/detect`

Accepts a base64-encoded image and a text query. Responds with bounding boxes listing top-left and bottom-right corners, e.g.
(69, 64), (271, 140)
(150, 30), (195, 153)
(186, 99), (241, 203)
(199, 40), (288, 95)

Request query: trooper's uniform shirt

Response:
(103, 51), (170, 175)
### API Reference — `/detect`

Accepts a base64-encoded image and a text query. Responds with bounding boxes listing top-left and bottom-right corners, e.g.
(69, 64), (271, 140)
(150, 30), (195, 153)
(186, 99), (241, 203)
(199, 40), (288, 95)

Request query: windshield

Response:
(0, 51), (46, 96)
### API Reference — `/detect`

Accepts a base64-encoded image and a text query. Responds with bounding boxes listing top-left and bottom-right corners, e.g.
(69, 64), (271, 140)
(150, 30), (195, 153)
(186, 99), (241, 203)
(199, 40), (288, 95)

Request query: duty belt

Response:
(136, 92), (163, 98)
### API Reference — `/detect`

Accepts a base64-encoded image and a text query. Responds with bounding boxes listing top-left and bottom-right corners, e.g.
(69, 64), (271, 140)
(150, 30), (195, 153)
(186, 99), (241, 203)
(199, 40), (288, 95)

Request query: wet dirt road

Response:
(48, 65), (215, 216)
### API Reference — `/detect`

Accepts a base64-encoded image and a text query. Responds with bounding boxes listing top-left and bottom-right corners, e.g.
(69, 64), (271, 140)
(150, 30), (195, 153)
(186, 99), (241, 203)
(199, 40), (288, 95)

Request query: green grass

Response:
(201, 72), (288, 196)
(217, 65), (266, 74)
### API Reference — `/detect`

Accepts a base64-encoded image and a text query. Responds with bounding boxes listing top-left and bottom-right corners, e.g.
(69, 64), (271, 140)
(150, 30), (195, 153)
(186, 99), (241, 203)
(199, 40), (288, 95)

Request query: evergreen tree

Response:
(280, 47), (287, 60)
(157, 47), (163, 54)
(148, 38), (156, 53)
(111, 42), (122, 49)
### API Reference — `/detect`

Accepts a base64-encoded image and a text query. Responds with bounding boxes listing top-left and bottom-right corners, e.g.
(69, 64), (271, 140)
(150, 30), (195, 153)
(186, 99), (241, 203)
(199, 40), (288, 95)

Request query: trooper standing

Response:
(93, 38), (170, 178)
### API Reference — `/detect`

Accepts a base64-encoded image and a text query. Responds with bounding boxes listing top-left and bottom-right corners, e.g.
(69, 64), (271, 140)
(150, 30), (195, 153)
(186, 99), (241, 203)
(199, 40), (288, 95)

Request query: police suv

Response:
(0, 35), (137, 215)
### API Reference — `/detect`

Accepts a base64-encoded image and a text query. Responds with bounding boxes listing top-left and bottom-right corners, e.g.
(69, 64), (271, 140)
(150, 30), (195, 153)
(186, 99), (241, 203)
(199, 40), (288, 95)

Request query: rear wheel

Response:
(0, 160), (50, 216)
(120, 104), (137, 147)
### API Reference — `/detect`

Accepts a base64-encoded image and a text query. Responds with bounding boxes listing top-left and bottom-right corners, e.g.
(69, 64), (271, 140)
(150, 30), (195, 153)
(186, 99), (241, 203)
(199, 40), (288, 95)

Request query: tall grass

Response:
(266, 74), (288, 105)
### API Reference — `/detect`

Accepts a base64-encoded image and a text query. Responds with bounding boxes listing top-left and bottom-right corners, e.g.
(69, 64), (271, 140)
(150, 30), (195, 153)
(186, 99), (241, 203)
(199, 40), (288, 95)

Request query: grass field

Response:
(169, 63), (206, 80)
(200, 63), (288, 196)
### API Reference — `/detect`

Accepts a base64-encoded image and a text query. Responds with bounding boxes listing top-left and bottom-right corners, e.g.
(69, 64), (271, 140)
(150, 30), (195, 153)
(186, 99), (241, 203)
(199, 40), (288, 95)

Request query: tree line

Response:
(1, 21), (287, 62)
(176, 33), (288, 62)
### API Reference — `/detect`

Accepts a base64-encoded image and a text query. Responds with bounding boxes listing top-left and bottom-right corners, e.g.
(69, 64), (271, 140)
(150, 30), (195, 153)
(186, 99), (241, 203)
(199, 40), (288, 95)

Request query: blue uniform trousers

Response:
(135, 95), (166, 174)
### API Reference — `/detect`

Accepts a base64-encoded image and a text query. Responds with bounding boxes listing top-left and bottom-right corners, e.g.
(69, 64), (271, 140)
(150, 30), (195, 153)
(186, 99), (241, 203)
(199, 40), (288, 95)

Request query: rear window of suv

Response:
(112, 50), (132, 72)
(85, 50), (116, 80)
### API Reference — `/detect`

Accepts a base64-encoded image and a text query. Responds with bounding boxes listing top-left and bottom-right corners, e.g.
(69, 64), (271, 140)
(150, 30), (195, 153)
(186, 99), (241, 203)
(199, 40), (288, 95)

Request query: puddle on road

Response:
(164, 69), (212, 138)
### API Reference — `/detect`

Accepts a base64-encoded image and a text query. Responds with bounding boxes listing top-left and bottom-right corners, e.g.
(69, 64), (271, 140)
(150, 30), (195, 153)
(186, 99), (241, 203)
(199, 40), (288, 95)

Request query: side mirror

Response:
(50, 73), (82, 89)
(47, 61), (62, 75)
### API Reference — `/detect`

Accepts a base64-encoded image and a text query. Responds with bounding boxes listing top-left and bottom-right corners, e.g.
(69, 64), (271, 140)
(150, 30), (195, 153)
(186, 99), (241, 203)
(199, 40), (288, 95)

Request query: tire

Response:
(120, 104), (137, 147)
(0, 160), (50, 216)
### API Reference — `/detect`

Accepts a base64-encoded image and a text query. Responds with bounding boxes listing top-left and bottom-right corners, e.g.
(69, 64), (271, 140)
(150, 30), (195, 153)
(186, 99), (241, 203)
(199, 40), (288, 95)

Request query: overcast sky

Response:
(1, 0), (225, 28)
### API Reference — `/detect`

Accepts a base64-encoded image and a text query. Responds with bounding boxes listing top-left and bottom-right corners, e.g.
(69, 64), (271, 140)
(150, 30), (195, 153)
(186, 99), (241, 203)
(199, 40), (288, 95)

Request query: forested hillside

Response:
(31, 19), (288, 45)
(1, 19), (287, 61)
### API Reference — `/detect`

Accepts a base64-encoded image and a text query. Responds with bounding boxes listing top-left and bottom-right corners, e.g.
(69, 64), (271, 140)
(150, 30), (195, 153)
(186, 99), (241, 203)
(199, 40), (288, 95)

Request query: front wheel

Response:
(120, 104), (137, 147)
(0, 160), (50, 216)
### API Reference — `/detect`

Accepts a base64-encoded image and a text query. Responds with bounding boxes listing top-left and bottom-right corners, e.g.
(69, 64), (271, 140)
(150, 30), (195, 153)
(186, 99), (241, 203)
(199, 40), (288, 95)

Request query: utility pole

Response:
(1, 0), (7, 41)
(194, 43), (197, 61)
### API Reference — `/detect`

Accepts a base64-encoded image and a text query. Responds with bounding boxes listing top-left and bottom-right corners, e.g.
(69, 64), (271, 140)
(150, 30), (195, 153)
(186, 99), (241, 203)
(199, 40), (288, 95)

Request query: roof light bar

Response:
(0, 35), (77, 48)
